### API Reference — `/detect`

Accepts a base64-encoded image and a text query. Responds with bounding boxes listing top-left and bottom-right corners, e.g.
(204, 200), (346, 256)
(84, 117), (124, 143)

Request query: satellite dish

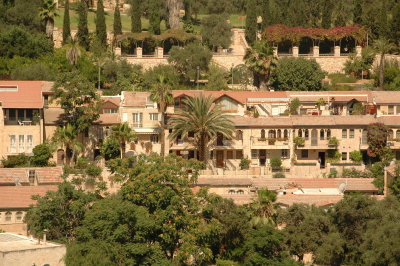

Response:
(338, 183), (346, 194)
(14, 177), (20, 186)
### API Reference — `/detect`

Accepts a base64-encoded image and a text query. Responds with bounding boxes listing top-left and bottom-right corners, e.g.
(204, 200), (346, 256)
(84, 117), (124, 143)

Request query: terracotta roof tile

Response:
(122, 91), (150, 107)
(196, 177), (252, 186)
(95, 113), (120, 125)
(372, 91), (400, 104)
(0, 81), (43, 108)
(0, 167), (63, 185)
(378, 116), (400, 127)
(287, 91), (372, 103)
(276, 194), (344, 207)
(0, 185), (58, 209)
(101, 96), (121, 107)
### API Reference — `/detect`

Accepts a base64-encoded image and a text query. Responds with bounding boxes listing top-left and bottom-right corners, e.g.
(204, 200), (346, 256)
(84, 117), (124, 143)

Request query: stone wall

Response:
(124, 57), (169, 70)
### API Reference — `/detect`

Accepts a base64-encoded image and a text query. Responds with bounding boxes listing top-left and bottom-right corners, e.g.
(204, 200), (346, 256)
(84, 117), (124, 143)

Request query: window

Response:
(304, 129), (309, 140)
(17, 109), (24, 121)
(388, 130), (394, 140)
(149, 113), (159, 121)
(342, 129), (347, 139)
(9, 109), (16, 121)
(26, 109), (33, 120)
(237, 190), (244, 194)
(389, 105), (394, 115)
(236, 130), (243, 141)
(251, 150), (258, 159)
(122, 112), (128, 122)
(210, 151), (214, 159)
(132, 113), (143, 128)
(377, 105), (381, 111)
(320, 130), (325, 140)
(5, 212), (11, 222)
(342, 152), (347, 161)
(84, 128), (89, 137)
(236, 150), (243, 159)
(9, 135), (16, 153)
(228, 189), (236, 195)
(301, 150), (308, 158)
(150, 134), (159, 144)
(44, 95), (49, 106)
(298, 129), (302, 137)
(396, 106), (400, 115)
(327, 129), (331, 139)
(29, 170), (35, 185)
(277, 129), (282, 139)
(227, 150), (234, 159)
(362, 129), (368, 144)
(261, 129), (266, 139)
(220, 97), (238, 111)
(146, 97), (155, 108)
(349, 129), (355, 139)
(18, 135), (24, 153)
(397, 130), (400, 140)
(284, 129), (288, 139)
(97, 127), (104, 140)
(176, 135), (183, 145)
(27, 135), (33, 153)
(16, 211), (23, 221)
(281, 149), (289, 158)
(268, 130), (276, 139)
(105, 127), (111, 137)
(103, 108), (118, 114)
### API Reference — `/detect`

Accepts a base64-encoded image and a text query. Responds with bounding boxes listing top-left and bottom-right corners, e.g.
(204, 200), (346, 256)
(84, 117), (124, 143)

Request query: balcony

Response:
(4, 119), (39, 126)
(296, 138), (332, 149)
(251, 138), (290, 149)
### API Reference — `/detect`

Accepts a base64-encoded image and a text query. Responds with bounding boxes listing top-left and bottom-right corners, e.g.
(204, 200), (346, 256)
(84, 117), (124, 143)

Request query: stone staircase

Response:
(229, 29), (249, 55)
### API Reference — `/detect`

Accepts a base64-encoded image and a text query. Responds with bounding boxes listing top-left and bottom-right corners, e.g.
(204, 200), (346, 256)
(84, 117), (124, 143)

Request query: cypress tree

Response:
(114, 0), (122, 36)
(378, 0), (388, 39)
(62, 0), (71, 44)
(184, 0), (192, 22)
(96, 0), (107, 48)
(334, 0), (346, 27)
(77, 0), (89, 50)
(130, 0), (141, 33)
(321, 1), (332, 29)
(261, 0), (270, 30)
(389, 3), (400, 45)
(149, 0), (161, 35)
(245, 0), (257, 45)
(353, 0), (362, 25)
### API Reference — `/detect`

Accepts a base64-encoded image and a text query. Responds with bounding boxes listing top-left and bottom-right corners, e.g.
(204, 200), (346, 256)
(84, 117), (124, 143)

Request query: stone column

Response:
(356, 46), (362, 57)
(293, 46), (299, 57)
(135, 47), (142, 58)
(334, 46), (341, 57)
(156, 47), (164, 58)
(114, 47), (121, 56)
(313, 46), (319, 57)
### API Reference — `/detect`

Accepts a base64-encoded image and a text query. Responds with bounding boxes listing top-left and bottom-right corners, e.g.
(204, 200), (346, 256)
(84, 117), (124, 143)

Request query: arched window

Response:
(268, 130), (276, 139)
(298, 129), (303, 137)
(237, 190), (244, 194)
(261, 129), (266, 139)
(284, 129), (288, 139)
(277, 129), (282, 139)
(305, 129), (309, 140)
(396, 130), (400, 140)
(16, 211), (23, 221)
(342, 129), (347, 139)
(5, 212), (11, 222)
(327, 129), (331, 139)
(228, 189), (236, 194)
(320, 129), (325, 140)
(362, 129), (368, 144)
(236, 130), (243, 141)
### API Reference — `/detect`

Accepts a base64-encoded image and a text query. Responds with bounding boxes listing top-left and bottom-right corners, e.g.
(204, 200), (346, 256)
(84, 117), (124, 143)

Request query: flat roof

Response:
(0, 233), (63, 253)
(0, 81), (43, 108)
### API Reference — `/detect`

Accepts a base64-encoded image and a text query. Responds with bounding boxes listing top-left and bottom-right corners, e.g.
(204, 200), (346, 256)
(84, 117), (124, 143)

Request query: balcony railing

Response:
(4, 119), (38, 126)
(131, 122), (143, 128)
(251, 138), (289, 148)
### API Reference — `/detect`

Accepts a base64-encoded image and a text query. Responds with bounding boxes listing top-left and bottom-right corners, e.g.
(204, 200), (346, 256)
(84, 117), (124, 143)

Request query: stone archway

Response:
(57, 149), (65, 165)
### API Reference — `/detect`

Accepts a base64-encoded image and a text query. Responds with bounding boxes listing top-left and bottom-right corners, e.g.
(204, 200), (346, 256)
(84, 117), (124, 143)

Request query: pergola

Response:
(262, 24), (367, 56)
(115, 29), (201, 57)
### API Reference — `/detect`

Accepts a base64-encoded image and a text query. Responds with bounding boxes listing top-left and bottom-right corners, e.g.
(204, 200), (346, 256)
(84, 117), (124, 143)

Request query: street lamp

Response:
(231, 63), (234, 89)
(196, 66), (200, 90)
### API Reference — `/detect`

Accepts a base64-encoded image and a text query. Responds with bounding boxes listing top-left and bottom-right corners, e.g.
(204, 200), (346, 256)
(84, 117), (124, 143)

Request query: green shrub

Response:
(328, 169), (338, 178)
(350, 150), (363, 163)
(1, 154), (29, 168)
(342, 168), (365, 178)
(11, 63), (55, 80)
(327, 150), (341, 163)
(328, 137), (340, 147)
(100, 137), (120, 160)
(30, 143), (53, 167)
(270, 157), (282, 169)
(289, 98), (300, 115)
(85, 164), (102, 177)
(216, 259), (239, 266)
(77, 157), (89, 169)
(273, 172), (285, 178)
(294, 136), (305, 146)
(240, 157), (251, 170)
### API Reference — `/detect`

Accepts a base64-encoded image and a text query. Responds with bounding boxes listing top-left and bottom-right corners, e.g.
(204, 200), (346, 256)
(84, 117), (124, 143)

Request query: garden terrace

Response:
(262, 24), (367, 57)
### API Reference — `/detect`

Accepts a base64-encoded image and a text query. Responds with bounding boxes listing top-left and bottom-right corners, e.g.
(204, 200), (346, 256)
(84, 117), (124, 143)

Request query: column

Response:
(156, 47), (164, 58)
(293, 46), (299, 57)
(334, 46), (341, 57)
(356, 46), (362, 57)
(114, 47), (121, 56)
(135, 47), (142, 58)
(313, 46), (319, 57)
(273, 47), (278, 57)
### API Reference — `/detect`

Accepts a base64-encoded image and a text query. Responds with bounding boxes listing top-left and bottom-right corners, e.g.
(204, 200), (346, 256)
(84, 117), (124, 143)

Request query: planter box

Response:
(330, 163), (362, 166)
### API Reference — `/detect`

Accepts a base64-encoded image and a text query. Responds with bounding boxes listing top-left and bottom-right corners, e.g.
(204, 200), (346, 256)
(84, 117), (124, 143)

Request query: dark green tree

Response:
(321, 0), (333, 29)
(77, 0), (89, 50)
(113, 0), (122, 36)
(149, 0), (161, 35)
(30, 142), (53, 166)
(353, 0), (362, 24)
(245, 0), (257, 45)
(334, 0), (346, 26)
(62, 0), (71, 44)
(261, 0), (270, 29)
(129, 0), (142, 33)
(378, 0), (388, 39)
(96, 0), (107, 48)
(200, 14), (232, 51)
(389, 2), (400, 46)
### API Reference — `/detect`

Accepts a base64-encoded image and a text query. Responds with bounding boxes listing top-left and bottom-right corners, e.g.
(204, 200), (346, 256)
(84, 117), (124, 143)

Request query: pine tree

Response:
(321, 1), (332, 29)
(62, 0), (71, 44)
(130, 0), (141, 33)
(96, 0), (107, 47)
(353, 0), (362, 25)
(113, 0), (122, 36)
(261, 0), (270, 30)
(389, 2), (400, 46)
(77, 0), (89, 50)
(149, 0), (161, 35)
(245, 0), (257, 45)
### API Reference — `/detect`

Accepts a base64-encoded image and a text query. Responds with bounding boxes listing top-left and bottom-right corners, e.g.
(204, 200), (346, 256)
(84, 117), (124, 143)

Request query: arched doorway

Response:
(57, 149), (65, 165)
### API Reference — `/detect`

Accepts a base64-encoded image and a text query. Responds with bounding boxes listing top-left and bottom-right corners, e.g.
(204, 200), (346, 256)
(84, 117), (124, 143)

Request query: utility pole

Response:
(231, 63), (234, 89)
(196, 66), (200, 90)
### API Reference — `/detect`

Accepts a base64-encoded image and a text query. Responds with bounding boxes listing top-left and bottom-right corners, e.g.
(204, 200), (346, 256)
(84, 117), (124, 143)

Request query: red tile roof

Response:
(276, 194), (344, 207)
(0, 81), (43, 108)
(95, 113), (120, 125)
(101, 96), (121, 107)
(122, 91), (150, 107)
(372, 91), (400, 104)
(0, 185), (58, 209)
(287, 91), (372, 103)
(0, 167), (63, 185)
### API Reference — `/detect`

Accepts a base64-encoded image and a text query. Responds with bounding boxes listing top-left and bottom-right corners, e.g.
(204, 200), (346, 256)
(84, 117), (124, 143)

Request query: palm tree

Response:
(111, 122), (137, 159)
(374, 39), (395, 89)
(150, 75), (174, 157)
(66, 37), (82, 71)
(244, 40), (277, 91)
(249, 189), (277, 227)
(53, 124), (78, 166)
(39, 0), (58, 40)
(168, 94), (235, 165)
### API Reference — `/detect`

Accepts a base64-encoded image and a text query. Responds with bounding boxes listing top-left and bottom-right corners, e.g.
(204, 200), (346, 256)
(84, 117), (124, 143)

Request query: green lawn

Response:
(54, 8), (166, 32)
(54, 8), (245, 33)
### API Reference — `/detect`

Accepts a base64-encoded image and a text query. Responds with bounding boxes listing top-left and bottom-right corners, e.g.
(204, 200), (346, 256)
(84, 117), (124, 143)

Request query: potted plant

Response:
(328, 137), (340, 147)
(267, 138), (276, 145)
(294, 136), (305, 147)
(316, 98), (326, 110)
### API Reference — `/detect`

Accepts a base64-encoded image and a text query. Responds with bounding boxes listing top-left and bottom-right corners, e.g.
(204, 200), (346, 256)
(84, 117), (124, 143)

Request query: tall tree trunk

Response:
(46, 19), (54, 40)
(167, 0), (181, 29)
(259, 75), (268, 91)
(66, 145), (71, 166)
(379, 53), (385, 89)
(199, 133), (206, 165)
(160, 112), (165, 157)
(121, 142), (125, 159)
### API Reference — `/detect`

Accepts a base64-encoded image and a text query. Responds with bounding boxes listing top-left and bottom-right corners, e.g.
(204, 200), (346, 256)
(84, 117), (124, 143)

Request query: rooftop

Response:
(0, 185), (58, 209)
(0, 233), (63, 253)
(0, 81), (43, 108)
(0, 167), (63, 185)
